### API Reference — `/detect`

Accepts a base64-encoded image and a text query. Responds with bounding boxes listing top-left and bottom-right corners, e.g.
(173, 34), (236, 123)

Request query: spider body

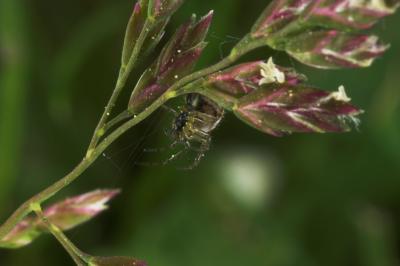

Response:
(169, 93), (224, 168)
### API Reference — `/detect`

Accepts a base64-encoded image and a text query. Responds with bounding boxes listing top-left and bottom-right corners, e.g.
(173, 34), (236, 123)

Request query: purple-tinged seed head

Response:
(233, 84), (363, 136)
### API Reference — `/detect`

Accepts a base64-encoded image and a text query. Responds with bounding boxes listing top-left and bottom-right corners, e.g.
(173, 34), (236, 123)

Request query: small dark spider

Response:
(165, 93), (224, 169)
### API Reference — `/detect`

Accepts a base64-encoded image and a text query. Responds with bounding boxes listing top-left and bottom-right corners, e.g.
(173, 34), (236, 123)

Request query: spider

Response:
(164, 93), (224, 169)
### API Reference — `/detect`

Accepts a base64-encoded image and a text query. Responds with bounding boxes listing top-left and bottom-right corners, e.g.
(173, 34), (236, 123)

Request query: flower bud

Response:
(122, 0), (171, 66)
(42, 189), (120, 231)
(251, 0), (399, 39)
(122, 1), (148, 65)
(233, 84), (362, 136)
(251, 0), (310, 38)
(202, 58), (306, 109)
(148, 0), (184, 21)
(128, 11), (213, 113)
(282, 30), (388, 69)
(249, 0), (397, 70)
(89, 256), (147, 266)
(0, 218), (40, 249)
(304, 0), (400, 30)
(0, 189), (120, 249)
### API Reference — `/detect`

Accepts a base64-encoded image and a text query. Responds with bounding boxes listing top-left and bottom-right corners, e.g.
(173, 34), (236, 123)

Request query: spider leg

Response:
(182, 140), (204, 153)
(163, 148), (186, 165)
(179, 132), (211, 170)
(170, 140), (180, 148)
(189, 112), (222, 133)
(179, 150), (205, 170)
(196, 130), (209, 138)
(161, 105), (178, 115)
(184, 141), (194, 150)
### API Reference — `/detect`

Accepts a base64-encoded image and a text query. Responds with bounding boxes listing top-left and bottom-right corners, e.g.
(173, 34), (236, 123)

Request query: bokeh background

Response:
(1, 0), (400, 265)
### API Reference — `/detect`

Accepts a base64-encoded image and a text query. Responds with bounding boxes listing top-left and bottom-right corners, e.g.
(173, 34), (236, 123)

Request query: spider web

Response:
(101, 34), (242, 172)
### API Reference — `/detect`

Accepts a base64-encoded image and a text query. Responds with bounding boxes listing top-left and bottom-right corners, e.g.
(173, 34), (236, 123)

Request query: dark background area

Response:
(0, 0), (400, 265)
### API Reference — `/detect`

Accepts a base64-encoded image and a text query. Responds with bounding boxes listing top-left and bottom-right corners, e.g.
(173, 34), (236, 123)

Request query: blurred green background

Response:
(1, 0), (400, 265)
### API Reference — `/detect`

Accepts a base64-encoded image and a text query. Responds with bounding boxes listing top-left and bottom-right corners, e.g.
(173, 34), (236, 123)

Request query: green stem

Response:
(168, 35), (266, 96)
(31, 203), (90, 266)
(0, 33), (265, 242)
(103, 110), (133, 132)
(0, 92), (171, 241)
(87, 19), (154, 154)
